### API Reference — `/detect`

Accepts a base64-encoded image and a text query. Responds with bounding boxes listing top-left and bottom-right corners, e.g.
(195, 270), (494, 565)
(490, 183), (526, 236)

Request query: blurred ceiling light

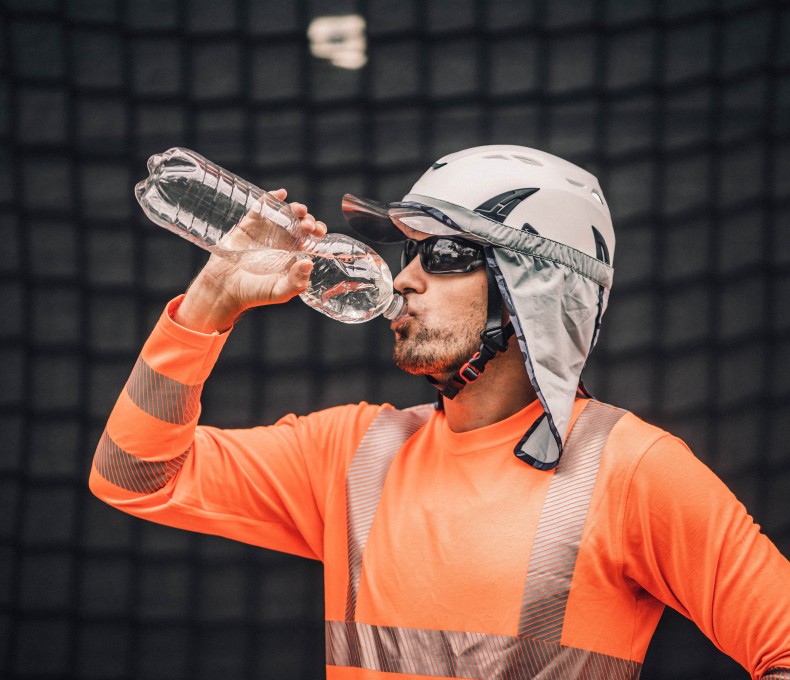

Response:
(308, 14), (367, 70)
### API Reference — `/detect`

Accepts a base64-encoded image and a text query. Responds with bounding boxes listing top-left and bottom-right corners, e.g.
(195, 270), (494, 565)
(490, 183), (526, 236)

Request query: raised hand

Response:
(174, 188), (328, 333)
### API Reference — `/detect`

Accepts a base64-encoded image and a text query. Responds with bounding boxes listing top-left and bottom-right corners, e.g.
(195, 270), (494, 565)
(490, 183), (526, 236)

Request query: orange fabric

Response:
(90, 297), (790, 679)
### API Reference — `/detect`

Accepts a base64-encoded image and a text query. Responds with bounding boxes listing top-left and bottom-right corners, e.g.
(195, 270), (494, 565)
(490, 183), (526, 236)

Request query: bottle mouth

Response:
(383, 292), (407, 321)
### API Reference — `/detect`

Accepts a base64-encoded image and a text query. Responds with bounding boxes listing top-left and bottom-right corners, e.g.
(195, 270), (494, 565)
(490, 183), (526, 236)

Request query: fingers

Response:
(270, 188), (288, 201)
(289, 201), (327, 239)
(314, 220), (328, 237)
(267, 189), (328, 239)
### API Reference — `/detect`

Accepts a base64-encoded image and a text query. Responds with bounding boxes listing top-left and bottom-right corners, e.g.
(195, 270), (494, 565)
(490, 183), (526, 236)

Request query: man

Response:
(91, 146), (790, 678)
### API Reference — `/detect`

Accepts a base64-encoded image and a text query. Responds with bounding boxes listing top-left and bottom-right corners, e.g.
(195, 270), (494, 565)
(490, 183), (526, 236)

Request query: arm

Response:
(90, 191), (350, 559)
(88, 300), (380, 559)
(622, 436), (790, 679)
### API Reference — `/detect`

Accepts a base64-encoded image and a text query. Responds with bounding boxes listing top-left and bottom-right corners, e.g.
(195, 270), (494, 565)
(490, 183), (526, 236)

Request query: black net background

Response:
(1, 0), (788, 678)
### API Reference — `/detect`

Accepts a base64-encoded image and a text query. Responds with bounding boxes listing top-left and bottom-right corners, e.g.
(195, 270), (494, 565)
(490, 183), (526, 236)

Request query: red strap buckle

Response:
(459, 352), (482, 383)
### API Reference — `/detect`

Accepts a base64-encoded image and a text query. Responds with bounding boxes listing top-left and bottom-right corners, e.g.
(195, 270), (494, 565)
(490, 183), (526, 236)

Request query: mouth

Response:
(390, 310), (415, 332)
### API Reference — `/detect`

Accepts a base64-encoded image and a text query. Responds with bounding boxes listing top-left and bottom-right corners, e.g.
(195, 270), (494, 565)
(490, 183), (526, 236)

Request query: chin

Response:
(392, 319), (482, 377)
(392, 342), (464, 377)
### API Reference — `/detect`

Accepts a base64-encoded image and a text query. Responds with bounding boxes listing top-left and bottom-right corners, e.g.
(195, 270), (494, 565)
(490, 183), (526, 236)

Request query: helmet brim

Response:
(342, 193), (465, 243)
(342, 194), (402, 243)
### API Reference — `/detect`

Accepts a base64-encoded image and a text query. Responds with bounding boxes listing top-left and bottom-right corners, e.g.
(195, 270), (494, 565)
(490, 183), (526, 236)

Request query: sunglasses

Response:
(401, 236), (486, 274)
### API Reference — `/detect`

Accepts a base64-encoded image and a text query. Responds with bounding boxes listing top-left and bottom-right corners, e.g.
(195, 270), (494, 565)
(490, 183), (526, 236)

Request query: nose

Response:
(393, 253), (425, 294)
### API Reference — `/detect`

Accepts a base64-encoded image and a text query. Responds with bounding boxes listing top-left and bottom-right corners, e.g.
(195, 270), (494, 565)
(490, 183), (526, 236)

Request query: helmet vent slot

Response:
(484, 154), (512, 161)
(565, 177), (585, 188)
(591, 190), (604, 205)
(512, 155), (543, 166)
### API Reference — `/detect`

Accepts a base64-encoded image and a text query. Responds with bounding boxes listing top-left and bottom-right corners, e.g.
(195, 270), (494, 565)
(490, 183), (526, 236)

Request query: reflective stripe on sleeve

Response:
(94, 430), (190, 494)
(125, 356), (202, 424)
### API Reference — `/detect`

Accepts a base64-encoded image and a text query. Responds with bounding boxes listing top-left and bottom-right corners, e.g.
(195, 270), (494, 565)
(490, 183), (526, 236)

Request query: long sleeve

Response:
(89, 296), (381, 561)
(621, 435), (790, 679)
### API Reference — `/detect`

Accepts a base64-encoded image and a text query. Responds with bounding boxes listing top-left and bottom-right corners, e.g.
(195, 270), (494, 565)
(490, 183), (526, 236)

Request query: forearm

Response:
(90, 295), (229, 505)
(88, 294), (352, 558)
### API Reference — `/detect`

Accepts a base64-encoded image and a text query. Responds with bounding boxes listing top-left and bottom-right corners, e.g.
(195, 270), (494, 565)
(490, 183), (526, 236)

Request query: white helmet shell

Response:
(403, 145), (615, 264)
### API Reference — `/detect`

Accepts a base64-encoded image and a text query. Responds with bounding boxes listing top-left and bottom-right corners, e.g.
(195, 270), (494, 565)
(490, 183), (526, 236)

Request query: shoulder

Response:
(591, 402), (739, 516)
(281, 401), (435, 448)
(589, 401), (716, 507)
(594, 401), (690, 468)
(280, 401), (389, 434)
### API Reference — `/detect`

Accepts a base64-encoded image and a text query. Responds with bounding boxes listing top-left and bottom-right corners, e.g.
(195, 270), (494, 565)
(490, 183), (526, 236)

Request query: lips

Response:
(390, 312), (413, 332)
(390, 301), (418, 330)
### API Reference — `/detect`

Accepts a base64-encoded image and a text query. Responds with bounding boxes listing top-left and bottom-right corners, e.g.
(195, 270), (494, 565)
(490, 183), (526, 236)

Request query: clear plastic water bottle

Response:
(134, 147), (405, 324)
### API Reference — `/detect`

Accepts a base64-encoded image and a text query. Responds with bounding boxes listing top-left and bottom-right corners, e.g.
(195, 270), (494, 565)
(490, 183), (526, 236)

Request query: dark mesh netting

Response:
(1, 0), (788, 678)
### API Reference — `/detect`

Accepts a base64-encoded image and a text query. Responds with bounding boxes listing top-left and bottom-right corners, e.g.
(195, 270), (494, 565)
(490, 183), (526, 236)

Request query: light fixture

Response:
(308, 14), (367, 70)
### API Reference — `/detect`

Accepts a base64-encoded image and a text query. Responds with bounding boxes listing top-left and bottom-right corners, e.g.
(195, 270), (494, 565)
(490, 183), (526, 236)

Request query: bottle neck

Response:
(382, 293), (405, 320)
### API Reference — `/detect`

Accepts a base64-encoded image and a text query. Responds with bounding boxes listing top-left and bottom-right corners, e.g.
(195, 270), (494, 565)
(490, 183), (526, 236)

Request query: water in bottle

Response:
(299, 234), (403, 323)
(134, 147), (405, 324)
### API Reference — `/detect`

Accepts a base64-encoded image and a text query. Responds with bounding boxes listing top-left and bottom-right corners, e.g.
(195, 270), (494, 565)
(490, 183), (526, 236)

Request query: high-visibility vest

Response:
(328, 399), (641, 679)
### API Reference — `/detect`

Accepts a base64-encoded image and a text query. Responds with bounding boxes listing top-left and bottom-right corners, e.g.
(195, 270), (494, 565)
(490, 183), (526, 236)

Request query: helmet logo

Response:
(474, 188), (539, 224)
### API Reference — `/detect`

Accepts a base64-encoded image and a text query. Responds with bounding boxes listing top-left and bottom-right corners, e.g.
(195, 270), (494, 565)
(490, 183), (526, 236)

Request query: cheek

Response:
(457, 272), (488, 310)
(436, 274), (488, 323)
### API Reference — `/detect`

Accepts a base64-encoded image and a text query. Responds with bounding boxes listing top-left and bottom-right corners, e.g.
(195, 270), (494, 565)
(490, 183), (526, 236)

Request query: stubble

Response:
(392, 318), (483, 376)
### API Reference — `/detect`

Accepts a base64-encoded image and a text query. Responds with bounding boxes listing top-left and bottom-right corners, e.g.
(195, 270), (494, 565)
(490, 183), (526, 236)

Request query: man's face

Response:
(391, 227), (488, 377)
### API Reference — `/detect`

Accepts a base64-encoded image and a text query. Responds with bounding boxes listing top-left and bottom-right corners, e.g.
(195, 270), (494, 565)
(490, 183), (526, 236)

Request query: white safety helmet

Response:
(343, 145), (616, 470)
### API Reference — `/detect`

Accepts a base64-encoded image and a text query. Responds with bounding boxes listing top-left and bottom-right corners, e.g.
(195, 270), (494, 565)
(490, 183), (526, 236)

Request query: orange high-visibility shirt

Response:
(90, 297), (790, 679)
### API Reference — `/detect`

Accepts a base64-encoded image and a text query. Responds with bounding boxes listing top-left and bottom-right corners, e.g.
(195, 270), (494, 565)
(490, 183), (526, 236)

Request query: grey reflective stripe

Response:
(764, 669), (790, 679)
(518, 400), (626, 641)
(345, 404), (434, 621)
(94, 430), (190, 493)
(125, 356), (202, 424)
(337, 400), (633, 678)
(326, 620), (641, 679)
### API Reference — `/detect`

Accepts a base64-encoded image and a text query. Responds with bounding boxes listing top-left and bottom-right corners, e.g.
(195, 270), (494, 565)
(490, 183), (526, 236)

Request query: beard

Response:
(393, 319), (483, 377)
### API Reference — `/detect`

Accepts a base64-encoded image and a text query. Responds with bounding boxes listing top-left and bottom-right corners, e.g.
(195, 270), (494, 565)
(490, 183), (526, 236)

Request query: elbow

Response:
(88, 463), (102, 498)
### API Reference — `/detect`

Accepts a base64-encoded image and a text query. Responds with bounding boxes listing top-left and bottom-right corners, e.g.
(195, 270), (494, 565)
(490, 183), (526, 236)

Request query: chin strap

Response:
(427, 266), (515, 401)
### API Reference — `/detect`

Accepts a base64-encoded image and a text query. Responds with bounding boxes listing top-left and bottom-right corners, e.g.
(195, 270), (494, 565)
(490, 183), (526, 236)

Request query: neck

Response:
(435, 336), (537, 433)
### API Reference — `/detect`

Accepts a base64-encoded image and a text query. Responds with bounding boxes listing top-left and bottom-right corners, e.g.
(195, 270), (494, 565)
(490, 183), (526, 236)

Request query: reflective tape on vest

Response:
(327, 620), (641, 679)
(518, 401), (626, 641)
(345, 404), (435, 621)
(337, 399), (632, 678)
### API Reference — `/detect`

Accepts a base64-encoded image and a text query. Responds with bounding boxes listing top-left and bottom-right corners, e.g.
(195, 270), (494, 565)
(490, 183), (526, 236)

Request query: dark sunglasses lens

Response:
(400, 240), (418, 270)
(400, 237), (484, 274)
(424, 239), (483, 273)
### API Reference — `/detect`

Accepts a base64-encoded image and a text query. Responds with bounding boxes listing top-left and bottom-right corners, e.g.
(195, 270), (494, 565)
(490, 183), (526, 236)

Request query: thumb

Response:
(271, 259), (312, 302)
